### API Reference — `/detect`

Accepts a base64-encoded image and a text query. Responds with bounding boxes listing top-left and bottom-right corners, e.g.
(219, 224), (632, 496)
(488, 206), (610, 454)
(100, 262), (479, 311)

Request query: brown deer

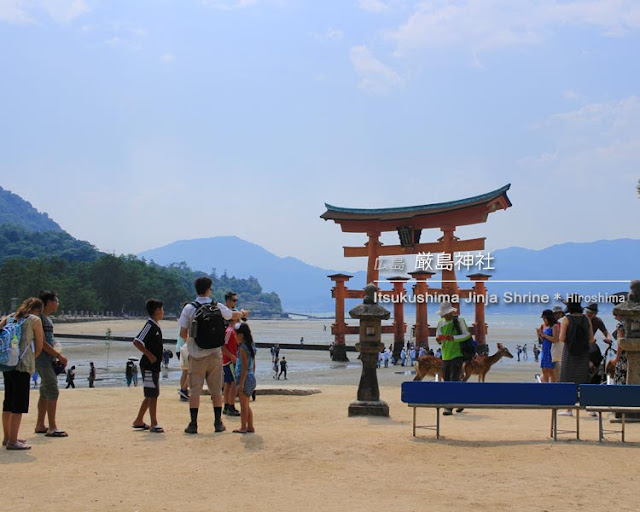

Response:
(413, 355), (443, 381)
(462, 343), (514, 382)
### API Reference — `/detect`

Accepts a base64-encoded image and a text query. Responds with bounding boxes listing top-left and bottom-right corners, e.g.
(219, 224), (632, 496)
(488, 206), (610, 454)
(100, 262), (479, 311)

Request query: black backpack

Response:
(453, 316), (476, 362)
(567, 315), (589, 356)
(190, 302), (226, 349)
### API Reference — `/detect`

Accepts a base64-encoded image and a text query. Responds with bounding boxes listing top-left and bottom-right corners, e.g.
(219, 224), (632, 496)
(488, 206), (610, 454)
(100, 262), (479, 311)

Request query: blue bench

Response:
(401, 381), (580, 441)
(579, 384), (640, 442)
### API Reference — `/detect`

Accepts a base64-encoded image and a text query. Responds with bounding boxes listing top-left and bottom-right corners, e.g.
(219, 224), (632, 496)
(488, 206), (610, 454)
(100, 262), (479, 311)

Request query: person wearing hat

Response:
(558, 296), (595, 415)
(551, 305), (565, 380)
(435, 301), (471, 416)
(584, 303), (612, 344)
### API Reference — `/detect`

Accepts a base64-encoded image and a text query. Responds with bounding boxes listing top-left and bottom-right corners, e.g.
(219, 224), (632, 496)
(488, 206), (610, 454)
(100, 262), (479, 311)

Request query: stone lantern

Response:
(613, 280), (640, 385)
(348, 283), (390, 417)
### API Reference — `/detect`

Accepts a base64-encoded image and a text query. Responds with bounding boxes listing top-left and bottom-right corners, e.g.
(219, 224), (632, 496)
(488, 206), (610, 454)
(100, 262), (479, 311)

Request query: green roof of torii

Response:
(321, 184), (511, 222)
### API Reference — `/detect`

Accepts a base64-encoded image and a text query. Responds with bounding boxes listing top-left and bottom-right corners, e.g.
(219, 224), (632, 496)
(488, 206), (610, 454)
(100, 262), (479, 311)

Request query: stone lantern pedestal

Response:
(348, 283), (390, 417)
(612, 280), (640, 421)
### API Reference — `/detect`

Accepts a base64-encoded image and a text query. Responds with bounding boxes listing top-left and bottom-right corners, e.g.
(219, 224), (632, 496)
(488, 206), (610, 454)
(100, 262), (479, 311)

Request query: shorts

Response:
(141, 369), (160, 398)
(237, 373), (256, 397)
(223, 363), (235, 384)
(188, 351), (222, 399)
(2, 370), (31, 414)
(36, 362), (60, 400)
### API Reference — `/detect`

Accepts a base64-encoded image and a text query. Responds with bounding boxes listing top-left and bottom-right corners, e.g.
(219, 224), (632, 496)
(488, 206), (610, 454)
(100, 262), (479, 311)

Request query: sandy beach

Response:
(2, 383), (639, 512)
(3, 318), (638, 512)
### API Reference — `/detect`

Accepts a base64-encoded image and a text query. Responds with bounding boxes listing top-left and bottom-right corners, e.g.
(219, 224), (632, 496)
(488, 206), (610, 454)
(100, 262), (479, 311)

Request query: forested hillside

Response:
(0, 186), (62, 232)
(0, 188), (283, 316)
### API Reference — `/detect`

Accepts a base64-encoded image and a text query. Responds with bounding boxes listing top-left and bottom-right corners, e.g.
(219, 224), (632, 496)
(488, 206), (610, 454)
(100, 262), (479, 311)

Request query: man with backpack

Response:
(179, 277), (248, 435)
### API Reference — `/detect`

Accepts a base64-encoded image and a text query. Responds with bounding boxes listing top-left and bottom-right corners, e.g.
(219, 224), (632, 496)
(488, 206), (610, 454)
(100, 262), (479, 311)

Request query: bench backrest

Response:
(401, 381), (578, 406)
(579, 384), (640, 407)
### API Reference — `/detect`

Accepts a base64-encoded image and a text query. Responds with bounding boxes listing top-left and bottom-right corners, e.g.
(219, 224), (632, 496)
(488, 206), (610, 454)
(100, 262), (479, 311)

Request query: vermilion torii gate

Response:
(321, 184), (512, 362)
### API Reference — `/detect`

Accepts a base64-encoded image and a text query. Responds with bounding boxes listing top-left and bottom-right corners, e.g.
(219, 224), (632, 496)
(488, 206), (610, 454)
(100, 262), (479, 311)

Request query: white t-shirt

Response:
(178, 297), (233, 359)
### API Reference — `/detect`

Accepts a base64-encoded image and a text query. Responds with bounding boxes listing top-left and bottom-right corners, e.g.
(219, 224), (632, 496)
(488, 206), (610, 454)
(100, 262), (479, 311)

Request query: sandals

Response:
(233, 429), (248, 434)
(132, 423), (150, 430)
(149, 426), (164, 433)
(45, 430), (68, 438)
(6, 441), (31, 450)
(2, 438), (26, 446)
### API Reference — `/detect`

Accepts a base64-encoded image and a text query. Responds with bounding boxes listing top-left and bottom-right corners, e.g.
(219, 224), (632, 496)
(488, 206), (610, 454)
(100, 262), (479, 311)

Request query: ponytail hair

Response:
(15, 297), (44, 320)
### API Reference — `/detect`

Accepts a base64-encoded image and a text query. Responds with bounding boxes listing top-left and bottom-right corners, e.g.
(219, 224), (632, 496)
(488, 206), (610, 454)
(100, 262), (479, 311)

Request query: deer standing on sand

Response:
(462, 343), (513, 382)
(413, 344), (514, 382)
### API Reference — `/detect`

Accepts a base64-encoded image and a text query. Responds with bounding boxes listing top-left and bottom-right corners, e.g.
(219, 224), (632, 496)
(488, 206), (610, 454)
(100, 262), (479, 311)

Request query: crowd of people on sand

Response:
(0, 277), (261, 450)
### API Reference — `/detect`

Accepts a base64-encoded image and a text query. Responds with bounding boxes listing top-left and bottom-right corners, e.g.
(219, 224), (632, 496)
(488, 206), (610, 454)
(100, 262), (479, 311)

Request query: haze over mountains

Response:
(139, 236), (639, 313)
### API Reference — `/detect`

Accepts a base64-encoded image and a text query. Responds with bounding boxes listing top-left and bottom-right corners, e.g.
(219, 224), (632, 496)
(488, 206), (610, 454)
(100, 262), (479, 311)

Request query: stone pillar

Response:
(348, 283), (390, 417)
(329, 273), (352, 362)
(388, 276), (408, 361)
(613, 280), (640, 385)
(409, 270), (435, 351)
(469, 273), (491, 356)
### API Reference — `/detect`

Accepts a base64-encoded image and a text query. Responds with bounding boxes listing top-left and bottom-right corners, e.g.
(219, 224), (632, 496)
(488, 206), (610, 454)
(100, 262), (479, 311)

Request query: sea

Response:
(20, 313), (616, 389)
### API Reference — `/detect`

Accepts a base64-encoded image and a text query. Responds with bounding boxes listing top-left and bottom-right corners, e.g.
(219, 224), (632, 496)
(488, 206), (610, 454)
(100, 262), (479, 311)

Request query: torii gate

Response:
(321, 184), (512, 362)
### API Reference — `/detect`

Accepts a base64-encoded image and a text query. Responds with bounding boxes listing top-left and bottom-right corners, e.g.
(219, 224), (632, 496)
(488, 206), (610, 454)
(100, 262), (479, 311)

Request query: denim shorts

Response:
(237, 374), (256, 397)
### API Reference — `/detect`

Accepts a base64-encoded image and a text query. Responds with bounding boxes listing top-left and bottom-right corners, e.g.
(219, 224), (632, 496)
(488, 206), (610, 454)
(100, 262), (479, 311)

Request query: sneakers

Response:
(178, 389), (189, 401)
(184, 422), (198, 434)
(214, 421), (226, 433)
(224, 406), (241, 417)
(455, 408), (464, 413)
(443, 409), (453, 416)
(559, 411), (573, 417)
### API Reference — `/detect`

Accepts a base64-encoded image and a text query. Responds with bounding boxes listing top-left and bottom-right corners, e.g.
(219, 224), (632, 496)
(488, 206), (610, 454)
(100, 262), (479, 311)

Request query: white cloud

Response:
(357, 0), (389, 13)
(161, 53), (175, 62)
(39, 0), (88, 23)
(521, 96), (640, 180)
(0, 0), (88, 24)
(350, 45), (403, 93)
(310, 28), (344, 42)
(386, 0), (640, 55)
(200, 0), (260, 10)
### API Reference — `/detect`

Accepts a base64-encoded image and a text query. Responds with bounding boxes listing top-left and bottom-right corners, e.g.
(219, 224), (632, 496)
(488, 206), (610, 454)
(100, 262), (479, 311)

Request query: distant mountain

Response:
(140, 236), (639, 314)
(139, 236), (366, 312)
(0, 186), (63, 232)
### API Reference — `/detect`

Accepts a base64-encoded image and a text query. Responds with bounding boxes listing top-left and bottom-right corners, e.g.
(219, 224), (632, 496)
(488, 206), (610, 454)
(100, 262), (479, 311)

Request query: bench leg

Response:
(412, 407), (416, 437)
(553, 409), (557, 441)
(576, 408), (580, 440)
(436, 407), (440, 440)
(622, 413), (626, 443)
(598, 412), (604, 442)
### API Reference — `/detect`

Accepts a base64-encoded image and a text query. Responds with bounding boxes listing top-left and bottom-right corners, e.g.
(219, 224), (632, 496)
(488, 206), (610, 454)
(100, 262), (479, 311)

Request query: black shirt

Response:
(135, 319), (163, 372)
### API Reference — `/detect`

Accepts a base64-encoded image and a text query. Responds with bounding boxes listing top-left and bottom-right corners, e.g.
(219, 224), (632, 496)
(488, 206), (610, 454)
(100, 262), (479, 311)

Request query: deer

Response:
(413, 355), (443, 381)
(462, 343), (514, 382)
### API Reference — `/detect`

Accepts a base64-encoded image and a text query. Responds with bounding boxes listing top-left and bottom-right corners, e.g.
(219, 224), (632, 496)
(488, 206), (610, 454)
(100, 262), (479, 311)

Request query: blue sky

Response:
(1, 0), (639, 272)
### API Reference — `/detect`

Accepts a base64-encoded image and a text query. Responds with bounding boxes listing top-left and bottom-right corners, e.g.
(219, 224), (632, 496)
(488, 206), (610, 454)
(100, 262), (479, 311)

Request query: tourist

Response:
(400, 347), (406, 366)
(522, 344), (528, 361)
(300, 336), (304, 346)
(222, 293), (241, 417)
(558, 296), (595, 416)
(584, 302), (612, 383)
(88, 362), (96, 388)
(383, 348), (390, 368)
(176, 330), (189, 401)
(278, 356), (288, 380)
(435, 347), (442, 359)
(132, 361), (139, 386)
(1, 297), (44, 450)
(273, 357), (279, 379)
(551, 305), (565, 380)
(516, 345), (522, 361)
(435, 301), (471, 416)
(536, 309), (558, 382)
(34, 290), (69, 438)
(233, 322), (256, 434)
(612, 312), (627, 385)
(409, 347), (416, 365)
(65, 366), (76, 389)
(131, 298), (165, 433)
(180, 277), (247, 435)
